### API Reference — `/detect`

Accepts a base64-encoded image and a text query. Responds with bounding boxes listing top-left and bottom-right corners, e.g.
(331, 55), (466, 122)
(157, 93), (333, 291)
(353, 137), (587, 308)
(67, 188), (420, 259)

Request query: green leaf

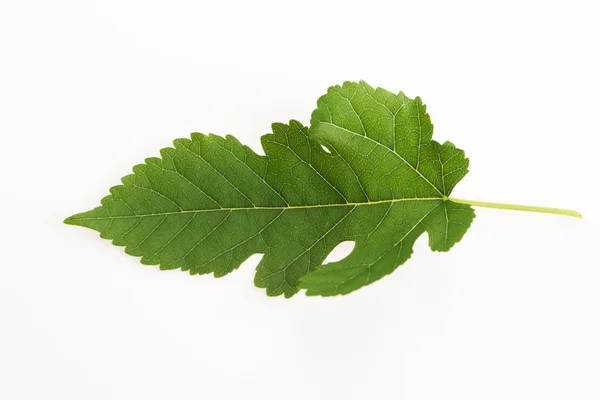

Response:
(66, 81), (580, 297)
(65, 81), (474, 297)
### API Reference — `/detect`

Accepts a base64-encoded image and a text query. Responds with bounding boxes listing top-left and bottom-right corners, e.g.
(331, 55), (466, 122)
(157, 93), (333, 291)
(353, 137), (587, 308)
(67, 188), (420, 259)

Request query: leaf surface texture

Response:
(66, 81), (474, 297)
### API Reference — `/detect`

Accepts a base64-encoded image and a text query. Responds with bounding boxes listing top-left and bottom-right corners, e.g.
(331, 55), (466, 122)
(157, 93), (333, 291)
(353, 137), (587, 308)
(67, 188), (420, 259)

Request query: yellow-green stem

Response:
(448, 197), (582, 218)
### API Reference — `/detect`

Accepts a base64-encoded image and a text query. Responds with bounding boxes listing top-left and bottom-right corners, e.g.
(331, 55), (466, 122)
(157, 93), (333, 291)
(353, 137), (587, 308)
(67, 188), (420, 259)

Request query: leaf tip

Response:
(63, 213), (84, 227)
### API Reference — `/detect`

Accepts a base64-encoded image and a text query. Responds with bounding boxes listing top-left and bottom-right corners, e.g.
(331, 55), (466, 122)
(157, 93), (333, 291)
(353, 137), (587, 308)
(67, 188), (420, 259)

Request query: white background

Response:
(1, 1), (599, 399)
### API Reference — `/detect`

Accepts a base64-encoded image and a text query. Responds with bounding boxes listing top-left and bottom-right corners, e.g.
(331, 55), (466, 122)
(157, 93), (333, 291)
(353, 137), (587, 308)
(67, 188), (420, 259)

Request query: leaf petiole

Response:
(448, 197), (582, 218)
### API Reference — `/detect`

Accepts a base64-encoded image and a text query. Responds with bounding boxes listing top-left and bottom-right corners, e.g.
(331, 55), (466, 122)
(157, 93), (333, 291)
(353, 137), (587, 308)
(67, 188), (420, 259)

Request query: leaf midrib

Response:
(67, 197), (444, 221)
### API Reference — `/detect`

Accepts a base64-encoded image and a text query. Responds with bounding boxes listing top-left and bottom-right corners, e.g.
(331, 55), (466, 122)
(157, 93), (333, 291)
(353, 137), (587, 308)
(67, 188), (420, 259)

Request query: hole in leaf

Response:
(323, 241), (355, 264)
(320, 144), (331, 154)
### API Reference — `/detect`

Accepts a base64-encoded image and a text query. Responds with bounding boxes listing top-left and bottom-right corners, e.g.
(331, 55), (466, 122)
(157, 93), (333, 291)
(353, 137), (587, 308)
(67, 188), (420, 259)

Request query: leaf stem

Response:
(448, 197), (582, 218)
